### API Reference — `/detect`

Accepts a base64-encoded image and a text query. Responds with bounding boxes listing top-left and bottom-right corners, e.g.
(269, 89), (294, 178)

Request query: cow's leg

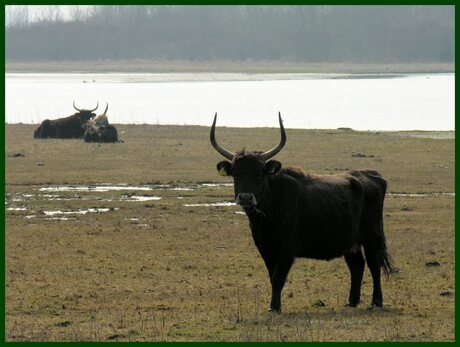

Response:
(344, 248), (365, 307)
(261, 254), (276, 280)
(363, 244), (383, 307)
(269, 253), (294, 313)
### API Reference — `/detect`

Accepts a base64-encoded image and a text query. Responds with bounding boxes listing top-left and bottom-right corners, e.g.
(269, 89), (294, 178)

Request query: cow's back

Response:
(54, 115), (83, 138)
(292, 171), (365, 260)
(349, 170), (386, 227)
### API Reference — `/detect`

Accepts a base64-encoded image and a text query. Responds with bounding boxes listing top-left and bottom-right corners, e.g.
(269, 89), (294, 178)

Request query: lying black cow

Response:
(33, 102), (98, 139)
(83, 124), (119, 143)
(210, 113), (393, 312)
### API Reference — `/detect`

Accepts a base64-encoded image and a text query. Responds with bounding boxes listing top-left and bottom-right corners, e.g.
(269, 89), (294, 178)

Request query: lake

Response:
(5, 73), (454, 131)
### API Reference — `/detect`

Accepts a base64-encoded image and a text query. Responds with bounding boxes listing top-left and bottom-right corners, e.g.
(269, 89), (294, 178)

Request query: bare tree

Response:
(6, 5), (30, 27)
(5, 5), (455, 63)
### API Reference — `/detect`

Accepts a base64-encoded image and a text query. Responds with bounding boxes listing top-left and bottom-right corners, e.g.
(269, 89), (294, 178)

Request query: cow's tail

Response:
(374, 177), (394, 277)
(360, 170), (395, 277)
(377, 221), (394, 277)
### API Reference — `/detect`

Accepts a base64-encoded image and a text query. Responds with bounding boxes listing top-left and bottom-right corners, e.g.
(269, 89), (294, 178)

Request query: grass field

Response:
(5, 124), (454, 341)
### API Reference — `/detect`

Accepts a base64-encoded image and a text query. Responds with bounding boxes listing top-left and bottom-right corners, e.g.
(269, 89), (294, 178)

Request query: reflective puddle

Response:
(39, 185), (154, 192)
(7, 183), (454, 222)
(42, 208), (115, 216)
(184, 202), (236, 207)
(388, 192), (455, 197)
(6, 182), (236, 221)
(37, 182), (232, 193)
(121, 195), (162, 202)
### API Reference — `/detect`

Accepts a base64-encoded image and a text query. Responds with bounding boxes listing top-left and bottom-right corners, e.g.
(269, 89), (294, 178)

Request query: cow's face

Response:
(217, 153), (282, 207)
(76, 111), (97, 123)
(211, 112), (286, 208)
(73, 101), (98, 124)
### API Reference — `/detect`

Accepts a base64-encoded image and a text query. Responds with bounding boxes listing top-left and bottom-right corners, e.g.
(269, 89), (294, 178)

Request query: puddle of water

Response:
(39, 185), (154, 192)
(235, 211), (246, 215)
(43, 208), (113, 216)
(25, 215), (36, 219)
(121, 196), (162, 201)
(388, 192), (454, 197)
(184, 202), (236, 207)
(42, 194), (62, 198)
(200, 183), (233, 187)
(31, 182), (232, 196)
(7, 207), (27, 211)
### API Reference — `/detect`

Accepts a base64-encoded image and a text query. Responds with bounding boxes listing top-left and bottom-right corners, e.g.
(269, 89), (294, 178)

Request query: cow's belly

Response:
(295, 223), (358, 260)
(297, 242), (351, 260)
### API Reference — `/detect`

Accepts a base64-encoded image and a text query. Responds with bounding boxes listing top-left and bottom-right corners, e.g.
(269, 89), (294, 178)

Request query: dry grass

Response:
(5, 124), (454, 341)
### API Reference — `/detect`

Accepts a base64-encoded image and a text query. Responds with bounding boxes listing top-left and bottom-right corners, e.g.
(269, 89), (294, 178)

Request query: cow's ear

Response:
(265, 160), (282, 174)
(217, 161), (232, 176)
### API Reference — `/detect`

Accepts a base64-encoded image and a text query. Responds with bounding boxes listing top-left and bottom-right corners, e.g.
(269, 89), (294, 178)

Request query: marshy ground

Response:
(5, 124), (454, 341)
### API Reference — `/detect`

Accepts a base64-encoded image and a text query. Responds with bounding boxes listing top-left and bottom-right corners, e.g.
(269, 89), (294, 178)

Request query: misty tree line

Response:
(6, 5), (454, 63)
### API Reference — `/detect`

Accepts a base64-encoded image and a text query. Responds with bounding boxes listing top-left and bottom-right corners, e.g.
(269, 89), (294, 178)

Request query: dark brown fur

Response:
(216, 152), (393, 312)
(33, 111), (95, 139)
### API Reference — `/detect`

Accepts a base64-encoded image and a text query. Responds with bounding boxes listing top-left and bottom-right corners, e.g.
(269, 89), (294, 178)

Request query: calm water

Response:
(5, 73), (454, 131)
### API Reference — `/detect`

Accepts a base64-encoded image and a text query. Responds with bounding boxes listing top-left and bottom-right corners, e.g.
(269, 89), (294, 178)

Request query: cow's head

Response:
(73, 101), (99, 123)
(89, 102), (109, 126)
(210, 113), (286, 208)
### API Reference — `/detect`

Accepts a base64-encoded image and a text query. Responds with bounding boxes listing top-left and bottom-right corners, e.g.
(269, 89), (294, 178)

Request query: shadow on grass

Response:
(252, 304), (404, 324)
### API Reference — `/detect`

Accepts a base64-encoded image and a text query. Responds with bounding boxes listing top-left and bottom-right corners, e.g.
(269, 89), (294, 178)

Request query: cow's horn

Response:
(210, 113), (235, 160)
(73, 101), (99, 113)
(88, 101), (99, 113)
(102, 102), (108, 116)
(73, 100), (82, 112)
(260, 112), (286, 161)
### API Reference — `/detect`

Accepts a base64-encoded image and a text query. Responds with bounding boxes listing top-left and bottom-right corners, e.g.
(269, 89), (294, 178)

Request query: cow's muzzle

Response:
(236, 193), (257, 207)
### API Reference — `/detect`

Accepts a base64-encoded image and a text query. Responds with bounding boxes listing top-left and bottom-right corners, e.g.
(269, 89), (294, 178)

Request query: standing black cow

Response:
(210, 113), (393, 312)
(33, 101), (98, 139)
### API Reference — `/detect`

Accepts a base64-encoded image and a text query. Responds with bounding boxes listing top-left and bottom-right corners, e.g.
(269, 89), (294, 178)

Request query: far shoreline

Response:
(6, 123), (455, 140)
(5, 60), (455, 74)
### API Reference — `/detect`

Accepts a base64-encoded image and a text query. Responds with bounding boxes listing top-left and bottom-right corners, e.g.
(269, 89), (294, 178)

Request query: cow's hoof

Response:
(371, 301), (383, 308)
(345, 301), (359, 308)
(268, 307), (281, 314)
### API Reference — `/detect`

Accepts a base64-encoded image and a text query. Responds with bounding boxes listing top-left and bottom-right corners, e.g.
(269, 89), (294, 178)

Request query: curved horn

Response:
(210, 113), (234, 160)
(88, 101), (99, 113)
(260, 112), (286, 161)
(102, 102), (108, 116)
(73, 101), (99, 113)
(73, 100), (82, 112)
